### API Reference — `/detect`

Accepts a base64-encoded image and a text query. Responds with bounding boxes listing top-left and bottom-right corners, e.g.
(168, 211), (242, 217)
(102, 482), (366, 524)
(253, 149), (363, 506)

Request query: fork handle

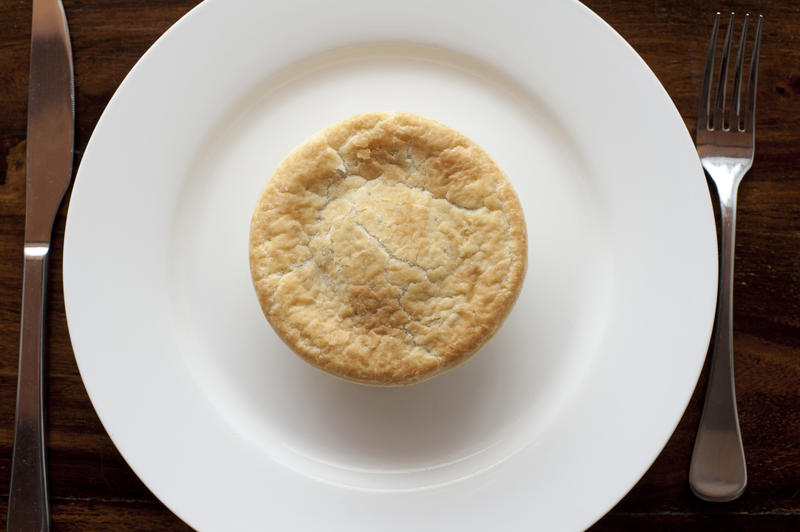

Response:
(8, 247), (51, 532)
(689, 191), (747, 502)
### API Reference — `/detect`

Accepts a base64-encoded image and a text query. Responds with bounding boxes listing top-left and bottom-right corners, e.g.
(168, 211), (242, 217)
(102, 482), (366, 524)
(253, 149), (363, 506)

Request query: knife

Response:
(8, 0), (74, 530)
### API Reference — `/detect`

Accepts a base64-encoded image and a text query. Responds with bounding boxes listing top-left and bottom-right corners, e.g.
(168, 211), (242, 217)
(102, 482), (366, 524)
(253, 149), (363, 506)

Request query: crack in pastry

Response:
(249, 112), (527, 386)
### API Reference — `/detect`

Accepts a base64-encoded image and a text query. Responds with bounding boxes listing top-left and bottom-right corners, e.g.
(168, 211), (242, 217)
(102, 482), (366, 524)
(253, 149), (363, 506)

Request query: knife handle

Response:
(8, 247), (51, 532)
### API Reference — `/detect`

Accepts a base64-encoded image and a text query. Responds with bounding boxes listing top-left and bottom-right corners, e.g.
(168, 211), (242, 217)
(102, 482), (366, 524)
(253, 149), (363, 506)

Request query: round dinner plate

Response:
(64, 0), (717, 530)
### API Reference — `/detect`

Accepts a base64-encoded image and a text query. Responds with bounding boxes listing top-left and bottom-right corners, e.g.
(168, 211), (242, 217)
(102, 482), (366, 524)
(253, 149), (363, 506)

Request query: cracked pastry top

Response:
(249, 112), (527, 386)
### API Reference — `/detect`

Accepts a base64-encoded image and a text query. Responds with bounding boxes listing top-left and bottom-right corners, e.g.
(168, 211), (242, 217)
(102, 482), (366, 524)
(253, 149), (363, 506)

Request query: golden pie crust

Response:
(249, 112), (527, 385)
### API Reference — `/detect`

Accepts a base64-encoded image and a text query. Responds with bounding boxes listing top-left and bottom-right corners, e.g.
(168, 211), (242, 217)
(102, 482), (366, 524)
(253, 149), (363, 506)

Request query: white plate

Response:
(63, 0), (717, 530)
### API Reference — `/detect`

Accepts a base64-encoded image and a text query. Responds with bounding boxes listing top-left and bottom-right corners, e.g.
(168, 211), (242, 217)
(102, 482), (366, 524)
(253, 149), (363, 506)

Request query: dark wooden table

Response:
(1, 1), (798, 530)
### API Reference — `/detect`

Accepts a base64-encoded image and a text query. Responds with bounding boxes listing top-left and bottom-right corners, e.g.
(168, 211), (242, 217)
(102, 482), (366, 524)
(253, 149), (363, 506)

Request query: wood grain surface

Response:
(1, 0), (798, 530)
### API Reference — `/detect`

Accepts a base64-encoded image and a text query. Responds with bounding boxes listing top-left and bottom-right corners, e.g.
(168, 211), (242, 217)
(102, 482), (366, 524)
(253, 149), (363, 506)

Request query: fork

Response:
(689, 12), (763, 503)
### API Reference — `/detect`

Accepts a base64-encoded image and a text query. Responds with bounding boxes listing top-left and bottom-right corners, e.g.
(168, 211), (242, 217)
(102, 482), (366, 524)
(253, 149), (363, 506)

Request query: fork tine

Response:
(744, 15), (763, 132)
(698, 12), (720, 131)
(729, 14), (749, 131)
(713, 13), (735, 130)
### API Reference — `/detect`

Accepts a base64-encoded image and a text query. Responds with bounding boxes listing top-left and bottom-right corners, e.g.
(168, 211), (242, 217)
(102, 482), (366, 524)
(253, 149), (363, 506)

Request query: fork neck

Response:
(704, 160), (745, 209)
(717, 181), (739, 213)
(713, 177), (738, 333)
(712, 174), (739, 257)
